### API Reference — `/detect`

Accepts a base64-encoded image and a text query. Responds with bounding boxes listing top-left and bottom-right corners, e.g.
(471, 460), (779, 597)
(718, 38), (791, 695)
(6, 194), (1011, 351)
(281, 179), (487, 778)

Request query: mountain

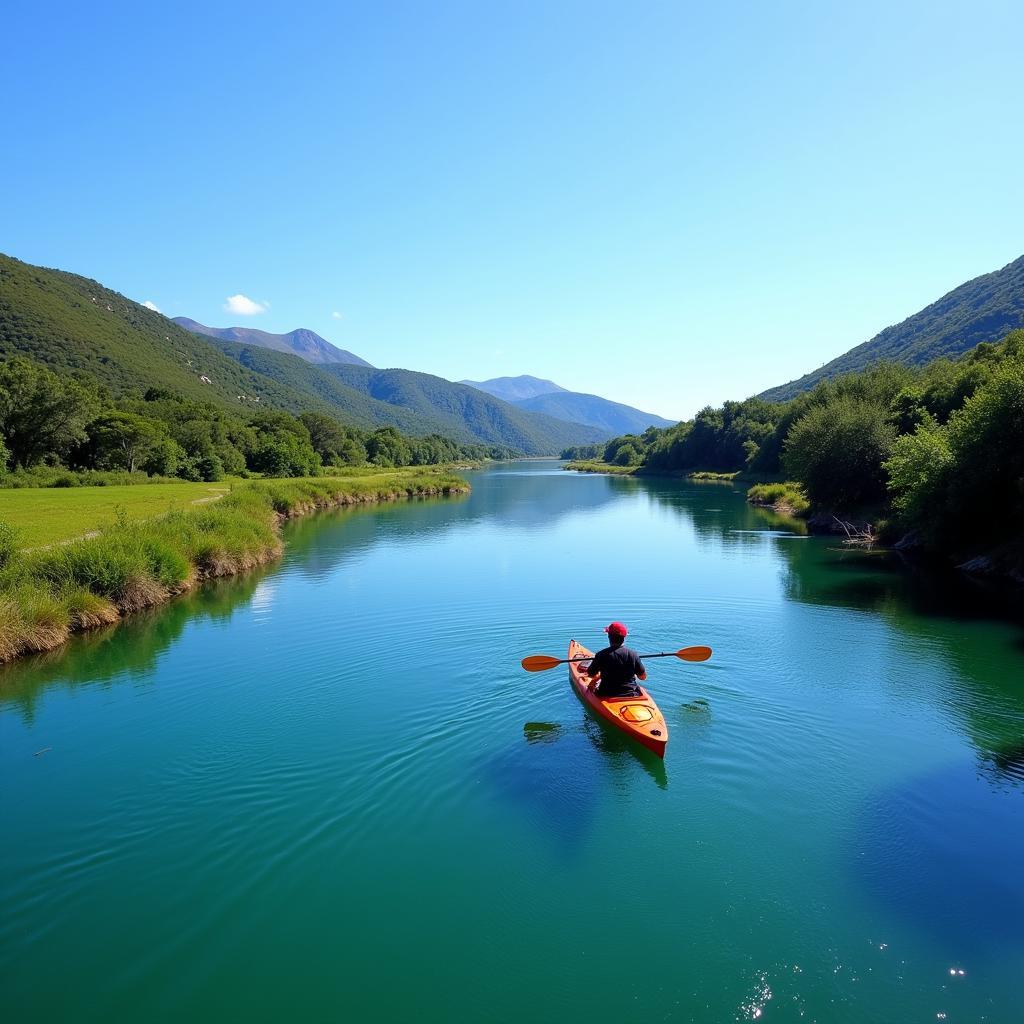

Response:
(761, 254), (1024, 402)
(173, 317), (372, 367)
(205, 337), (602, 450)
(463, 374), (676, 434)
(0, 253), (601, 453)
(460, 374), (567, 402)
(314, 364), (605, 453)
(512, 391), (676, 434)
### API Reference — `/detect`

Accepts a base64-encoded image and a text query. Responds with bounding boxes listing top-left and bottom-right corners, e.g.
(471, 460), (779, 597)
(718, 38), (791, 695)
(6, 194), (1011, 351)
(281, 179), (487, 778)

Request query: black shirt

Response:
(587, 644), (646, 696)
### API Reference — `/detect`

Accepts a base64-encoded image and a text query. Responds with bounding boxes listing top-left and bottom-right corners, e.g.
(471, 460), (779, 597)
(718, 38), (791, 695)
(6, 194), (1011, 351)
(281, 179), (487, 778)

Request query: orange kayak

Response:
(568, 639), (668, 758)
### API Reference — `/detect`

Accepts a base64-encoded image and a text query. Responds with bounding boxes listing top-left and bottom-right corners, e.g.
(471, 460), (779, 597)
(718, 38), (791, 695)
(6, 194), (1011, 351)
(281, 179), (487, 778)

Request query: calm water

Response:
(2, 462), (1023, 1023)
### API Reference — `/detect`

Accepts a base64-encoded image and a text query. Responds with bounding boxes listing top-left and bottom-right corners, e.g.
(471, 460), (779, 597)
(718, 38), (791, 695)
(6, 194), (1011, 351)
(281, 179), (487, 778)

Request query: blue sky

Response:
(3, 1), (1023, 421)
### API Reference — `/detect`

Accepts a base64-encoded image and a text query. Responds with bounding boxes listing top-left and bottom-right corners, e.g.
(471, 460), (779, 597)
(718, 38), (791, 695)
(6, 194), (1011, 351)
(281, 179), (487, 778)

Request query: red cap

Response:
(604, 621), (628, 638)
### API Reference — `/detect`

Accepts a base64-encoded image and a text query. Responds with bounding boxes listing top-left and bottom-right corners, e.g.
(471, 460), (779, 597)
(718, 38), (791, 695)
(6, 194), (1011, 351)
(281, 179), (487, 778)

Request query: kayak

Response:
(568, 639), (668, 758)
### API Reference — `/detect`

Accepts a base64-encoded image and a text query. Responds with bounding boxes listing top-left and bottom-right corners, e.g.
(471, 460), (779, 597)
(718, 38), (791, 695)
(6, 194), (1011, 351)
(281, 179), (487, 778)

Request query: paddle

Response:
(520, 646), (712, 673)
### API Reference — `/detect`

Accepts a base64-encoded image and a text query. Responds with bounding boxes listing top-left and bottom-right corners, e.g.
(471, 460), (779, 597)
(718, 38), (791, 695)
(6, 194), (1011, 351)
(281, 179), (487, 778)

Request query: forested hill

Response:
(0, 253), (602, 454)
(761, 253), (1024, 402)
(174, 318), (372, 367)
(0, 252), (338, 417)
(320, 364), (606, 453)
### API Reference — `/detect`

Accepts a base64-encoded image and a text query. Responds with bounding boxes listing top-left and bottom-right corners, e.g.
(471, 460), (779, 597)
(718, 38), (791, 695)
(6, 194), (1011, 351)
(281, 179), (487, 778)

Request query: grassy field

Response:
(0, 469), (468, 549)
(0, 481), (237, 548)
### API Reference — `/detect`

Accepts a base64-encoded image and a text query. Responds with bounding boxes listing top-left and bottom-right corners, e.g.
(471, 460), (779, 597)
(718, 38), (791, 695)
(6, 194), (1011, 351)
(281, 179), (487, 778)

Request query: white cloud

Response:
(224, 294), (267, 316)
(142, 300), (161, 312)
(332, 311), (343, 320)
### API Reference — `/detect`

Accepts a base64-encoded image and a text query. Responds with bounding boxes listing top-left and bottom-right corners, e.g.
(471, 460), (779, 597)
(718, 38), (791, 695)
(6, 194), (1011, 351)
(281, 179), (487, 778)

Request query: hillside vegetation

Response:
(1, 253), (598, 455)
(0, 253), (330, 417)
(584, 331), (1024, 568)
(0, 349), (509, 499)
(761, 253), (1024, 401)
(325, 364), (605, 453)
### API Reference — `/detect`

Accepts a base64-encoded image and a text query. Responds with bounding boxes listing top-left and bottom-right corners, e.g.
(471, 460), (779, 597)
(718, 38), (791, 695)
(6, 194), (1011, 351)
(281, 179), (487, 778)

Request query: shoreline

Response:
(0, 472), (469, 667)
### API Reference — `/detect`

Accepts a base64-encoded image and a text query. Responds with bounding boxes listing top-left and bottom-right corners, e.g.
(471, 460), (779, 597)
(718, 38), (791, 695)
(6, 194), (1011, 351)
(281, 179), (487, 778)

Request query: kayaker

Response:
(582, 622), (647, 697)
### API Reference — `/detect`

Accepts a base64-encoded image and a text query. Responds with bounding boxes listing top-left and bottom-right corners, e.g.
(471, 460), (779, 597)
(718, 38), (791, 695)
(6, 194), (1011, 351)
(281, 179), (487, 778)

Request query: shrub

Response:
(884, 423), (954, 529)
(783, 398), (896, 509)
(746, 482), (810, 516)
(197, 453), (225, 482)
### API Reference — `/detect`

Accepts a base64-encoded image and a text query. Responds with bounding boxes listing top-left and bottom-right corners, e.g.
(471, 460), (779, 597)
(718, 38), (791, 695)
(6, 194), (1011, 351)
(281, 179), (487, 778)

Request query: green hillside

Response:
(324, 364), (605, 453)
(1, 253), (600, 455)
(0, 253), (345, 419)
(761, 253), (1024, 401)
(207, 340), (469, 437)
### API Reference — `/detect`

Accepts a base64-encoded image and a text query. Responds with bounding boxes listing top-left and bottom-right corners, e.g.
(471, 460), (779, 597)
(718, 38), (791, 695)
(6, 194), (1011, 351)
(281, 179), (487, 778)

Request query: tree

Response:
(250, 433), (321, 477)
(86, 412), (161, 472)
(298, 412), (352, 465)
(0, 358), (100, 468)
(251, 410), (310, 441)
(143, 436), (187, 477)
(366, 427), (411, 468)
(614, 442), (643, 466)
(941, 358), (1024, 544)
(884, 423), (954, 529)
(783, 398), (896, 509)
(196, 453), (225, 482)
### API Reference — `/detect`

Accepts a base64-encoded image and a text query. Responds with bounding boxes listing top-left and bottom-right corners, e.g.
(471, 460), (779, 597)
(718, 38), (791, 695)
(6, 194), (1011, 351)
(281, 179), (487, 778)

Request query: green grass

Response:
(746, 481), (810, 516)
(0, 480), (237, 548)
(0, 468), (470, 549)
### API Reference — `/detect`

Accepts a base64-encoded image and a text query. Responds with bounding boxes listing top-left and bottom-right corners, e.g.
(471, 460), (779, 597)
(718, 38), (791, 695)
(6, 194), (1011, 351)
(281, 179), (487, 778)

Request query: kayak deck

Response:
(568, 639), (668, 758)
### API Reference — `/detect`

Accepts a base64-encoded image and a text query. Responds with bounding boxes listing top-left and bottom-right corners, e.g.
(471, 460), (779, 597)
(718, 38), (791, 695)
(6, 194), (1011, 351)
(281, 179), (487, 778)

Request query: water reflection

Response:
(771, 533), (1024, 766)
(485, 722), (602, 852)
(282, 466), (627, 582)
(981, 738), (1024, 788)
(580, 713), (668, 789)
(0, 569), (271, 723)
(523, 721), (563, 745)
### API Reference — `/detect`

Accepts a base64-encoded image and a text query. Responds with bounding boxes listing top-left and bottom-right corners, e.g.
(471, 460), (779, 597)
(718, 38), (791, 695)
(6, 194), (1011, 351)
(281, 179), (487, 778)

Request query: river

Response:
(1, 461), (1022, 1022)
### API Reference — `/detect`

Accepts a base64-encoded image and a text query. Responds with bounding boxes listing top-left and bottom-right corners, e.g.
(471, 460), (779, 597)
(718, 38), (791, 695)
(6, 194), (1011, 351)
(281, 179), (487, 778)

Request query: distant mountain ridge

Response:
(459, 375), (567, 402)
(173, 317), (372, 367)
(463, 374), (676, 434)
(760, 253), (1024, 402)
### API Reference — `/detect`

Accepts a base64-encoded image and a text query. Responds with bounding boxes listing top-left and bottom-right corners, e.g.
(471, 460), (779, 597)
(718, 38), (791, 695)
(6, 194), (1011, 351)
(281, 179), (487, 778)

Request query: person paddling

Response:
(582, 622), (647, 697)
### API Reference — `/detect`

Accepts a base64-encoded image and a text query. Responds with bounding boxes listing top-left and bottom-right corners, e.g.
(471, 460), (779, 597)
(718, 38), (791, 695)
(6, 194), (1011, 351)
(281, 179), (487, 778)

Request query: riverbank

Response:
(0, 469), (468, 665)
(565, 461), (745, 481)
